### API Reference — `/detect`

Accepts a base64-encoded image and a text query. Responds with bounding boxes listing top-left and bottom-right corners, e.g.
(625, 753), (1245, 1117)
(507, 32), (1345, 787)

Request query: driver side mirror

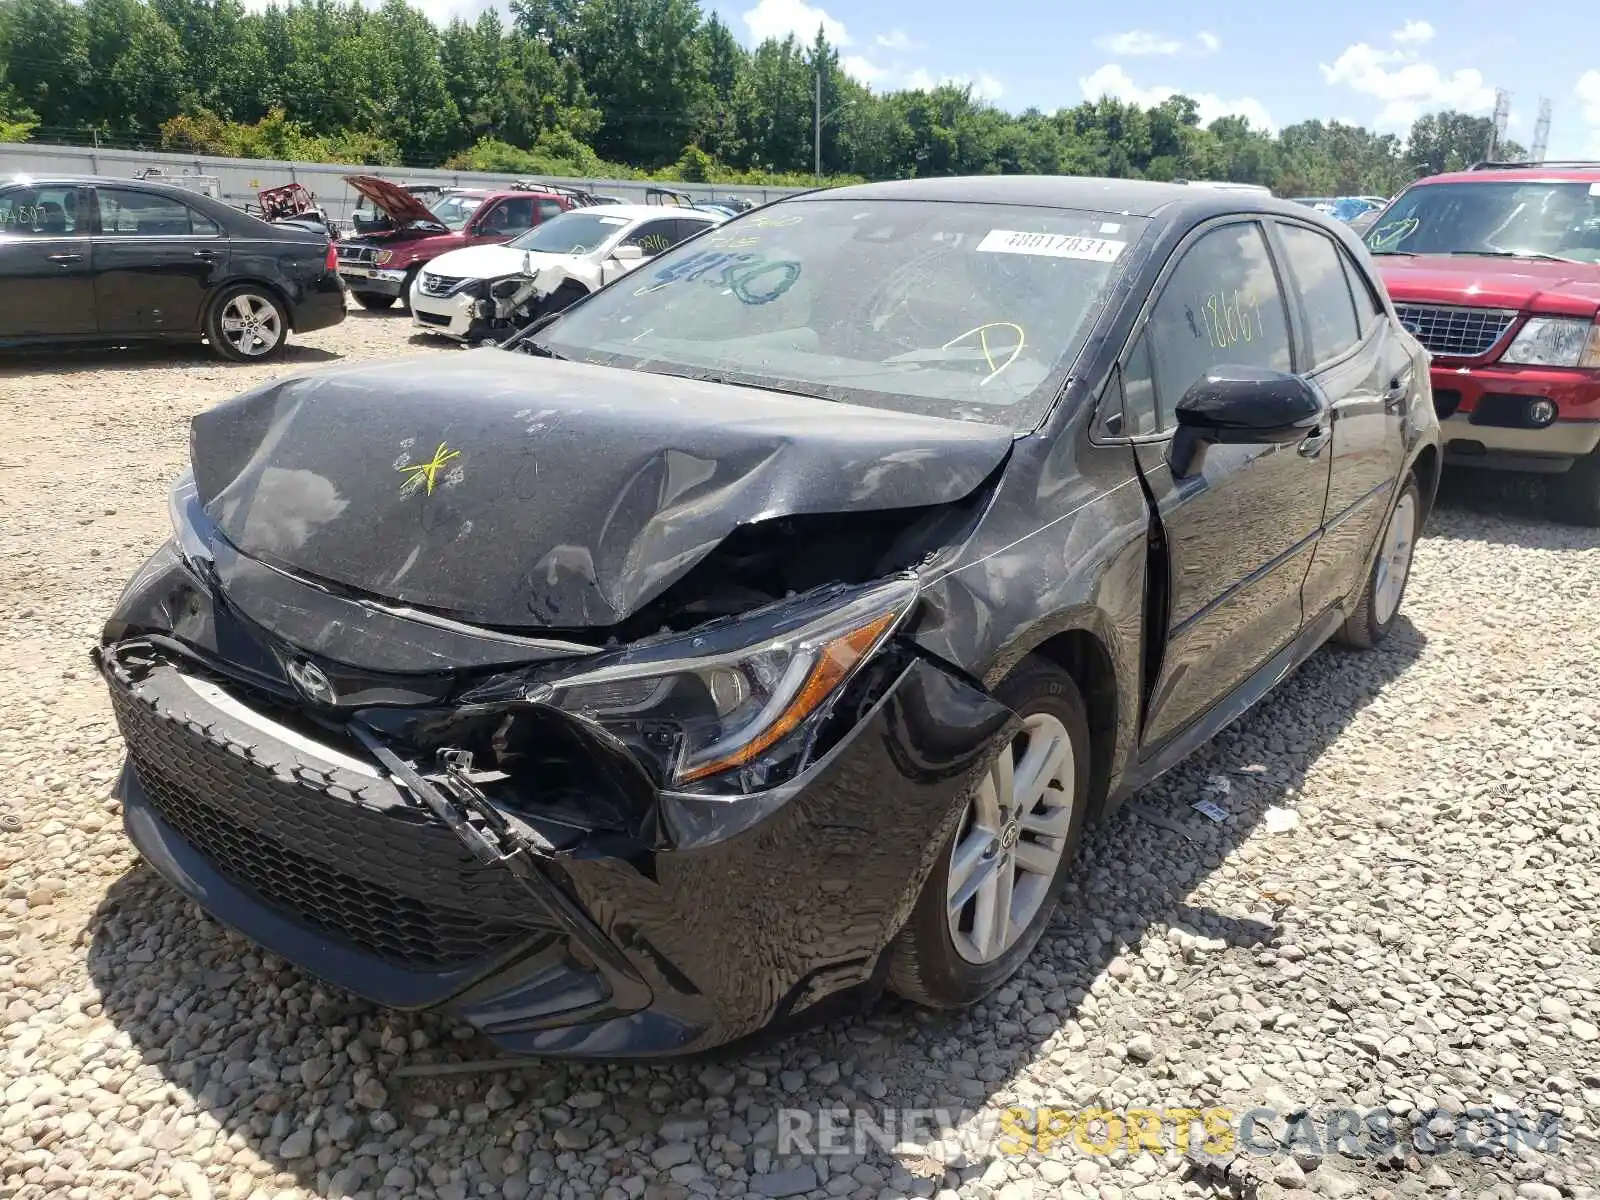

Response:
(611, 243), (645, 262)
(1168, 367), (1327, 479)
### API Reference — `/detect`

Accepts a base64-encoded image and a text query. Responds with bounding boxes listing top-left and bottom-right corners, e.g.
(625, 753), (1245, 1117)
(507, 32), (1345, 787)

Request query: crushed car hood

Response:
(190, 353), (1015, 629)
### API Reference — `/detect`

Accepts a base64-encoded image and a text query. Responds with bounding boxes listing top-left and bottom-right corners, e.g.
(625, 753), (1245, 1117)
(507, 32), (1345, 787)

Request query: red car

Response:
(1365, 161), (1600, 524)
(335, 176), (584, 311)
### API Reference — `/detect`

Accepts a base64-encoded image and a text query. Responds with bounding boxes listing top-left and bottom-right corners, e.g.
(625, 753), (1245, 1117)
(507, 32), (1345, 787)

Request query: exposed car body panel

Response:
(191, 353), (1016, 628)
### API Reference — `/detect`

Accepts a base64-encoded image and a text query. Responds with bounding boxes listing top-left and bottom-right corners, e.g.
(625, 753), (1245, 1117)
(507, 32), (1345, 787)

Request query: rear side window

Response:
(0, 185), (88, 234)
(1277, 223), (1361, 365)
(672, 218), (714, 243)
(96, 189), (206, 236)
(537, 198), (565, 222)
(1147, 222), (1293, 414)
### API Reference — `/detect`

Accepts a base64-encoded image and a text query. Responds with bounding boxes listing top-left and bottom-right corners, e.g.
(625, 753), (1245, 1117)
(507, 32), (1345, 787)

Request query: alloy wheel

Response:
(1372, 491), (1417, 625)
(946, 713), (1076, 964)
(219, 294), (283, 357)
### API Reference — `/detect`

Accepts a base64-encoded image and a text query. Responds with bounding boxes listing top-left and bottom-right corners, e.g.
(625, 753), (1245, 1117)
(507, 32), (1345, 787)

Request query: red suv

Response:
(1365, 161), (1600, 524)
(335, 177), (586, 311)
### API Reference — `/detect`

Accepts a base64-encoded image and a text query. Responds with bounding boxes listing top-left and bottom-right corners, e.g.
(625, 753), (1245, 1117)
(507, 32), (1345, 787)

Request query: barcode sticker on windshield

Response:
(1590, 182), (1600, 197)
(976, 229), (1126, 261)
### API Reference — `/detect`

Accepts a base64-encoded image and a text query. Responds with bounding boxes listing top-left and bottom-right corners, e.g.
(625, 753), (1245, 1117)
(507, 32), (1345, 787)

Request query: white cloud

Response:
(973, 73), (1004, 101)
(1578, 71), (1600, 154)
(842, 55), (887, 85)
(1094, 29), (1219, 56)
(1079, 63), (1275, 131)
(900, 68), (1003, 101)
(1096, 30), (1182, 56)
(1319, 41), (1494, 130)
(1391, 19), (1435, 45)
(740, 0), (851, 47)
(875, 29), (922, 51)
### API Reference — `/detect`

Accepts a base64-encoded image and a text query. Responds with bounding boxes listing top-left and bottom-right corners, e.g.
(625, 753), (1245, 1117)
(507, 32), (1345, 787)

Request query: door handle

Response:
(47, 252), (83, 264)
(1297, 425), (1332, 457)
(192, 250), (218, 260)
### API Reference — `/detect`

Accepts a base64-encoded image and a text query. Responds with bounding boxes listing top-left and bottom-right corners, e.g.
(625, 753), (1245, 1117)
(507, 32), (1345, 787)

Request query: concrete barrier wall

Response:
(0, 142), (808, 221)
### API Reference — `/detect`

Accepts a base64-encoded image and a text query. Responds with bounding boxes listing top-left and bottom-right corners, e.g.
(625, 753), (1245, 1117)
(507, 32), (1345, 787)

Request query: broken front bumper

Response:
(409, 287), (480, 339)
(96, 582), (1008, 1057)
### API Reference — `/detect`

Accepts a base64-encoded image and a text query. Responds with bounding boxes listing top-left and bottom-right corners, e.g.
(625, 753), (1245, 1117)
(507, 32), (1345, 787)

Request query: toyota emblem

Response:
(287, 660), (337, 705)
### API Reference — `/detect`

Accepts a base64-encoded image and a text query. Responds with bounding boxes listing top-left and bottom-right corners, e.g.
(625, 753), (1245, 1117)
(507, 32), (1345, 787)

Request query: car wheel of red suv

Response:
(1548, 449), (1600, 527)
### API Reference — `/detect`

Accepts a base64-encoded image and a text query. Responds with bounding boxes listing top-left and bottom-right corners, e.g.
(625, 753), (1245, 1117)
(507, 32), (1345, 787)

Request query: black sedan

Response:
(96, 176), (1439, 1057)
(0, 174), (346, 361)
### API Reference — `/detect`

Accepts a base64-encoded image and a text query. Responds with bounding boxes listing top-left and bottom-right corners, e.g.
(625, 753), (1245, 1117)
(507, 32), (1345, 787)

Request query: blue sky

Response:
(707, 0), (1600, 160)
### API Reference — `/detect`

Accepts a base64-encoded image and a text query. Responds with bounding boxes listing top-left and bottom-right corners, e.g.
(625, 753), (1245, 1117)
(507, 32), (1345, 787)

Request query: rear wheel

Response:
(887, 657), (1091, 1009)
(1547, 448), (1600, 527)
(1336, 473), (1421, 649)
(205, 285), (287, 362)
(352, 291), (396, 311)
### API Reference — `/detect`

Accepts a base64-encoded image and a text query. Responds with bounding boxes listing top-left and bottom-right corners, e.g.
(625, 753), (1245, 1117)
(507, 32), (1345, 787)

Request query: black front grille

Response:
(108, 673), (548, 970)
(419, 273), (466, 297)
(1395, 304), (1516, 358)
(1434, 388), (1462, 420)
(337, 244), (380, 266)
(415, 310), (451, 326)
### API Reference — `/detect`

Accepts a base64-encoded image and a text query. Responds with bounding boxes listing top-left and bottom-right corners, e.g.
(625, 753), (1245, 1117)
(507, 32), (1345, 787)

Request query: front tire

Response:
(1336, 473), (1421, 649)
(887, 656), (1091, 1009)
(1547, 448), (1600, 527)
(205, 285), (288, 362)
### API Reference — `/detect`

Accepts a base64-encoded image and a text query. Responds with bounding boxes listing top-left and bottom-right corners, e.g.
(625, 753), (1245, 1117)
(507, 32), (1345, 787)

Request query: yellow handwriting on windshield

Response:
(943, 322), (1026, 384)
(751, 214), (803, 228)
(1369, 218), (1419, 251)
(1197, 290), (1262, 350)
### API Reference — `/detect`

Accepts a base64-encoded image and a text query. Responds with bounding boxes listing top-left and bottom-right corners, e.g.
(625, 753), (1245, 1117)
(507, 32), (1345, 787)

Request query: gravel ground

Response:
(1, 307), (1598, 1200)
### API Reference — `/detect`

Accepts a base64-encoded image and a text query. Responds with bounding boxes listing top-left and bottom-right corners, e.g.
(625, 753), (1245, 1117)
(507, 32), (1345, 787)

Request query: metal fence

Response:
(0, 142), (808, 221)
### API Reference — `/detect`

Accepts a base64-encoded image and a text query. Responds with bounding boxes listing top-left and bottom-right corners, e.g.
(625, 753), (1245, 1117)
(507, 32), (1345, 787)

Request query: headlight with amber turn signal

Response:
(519, 577), (919, 793)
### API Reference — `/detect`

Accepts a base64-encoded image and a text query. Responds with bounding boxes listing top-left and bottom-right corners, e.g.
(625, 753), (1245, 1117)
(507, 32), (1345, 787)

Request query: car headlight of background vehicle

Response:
(375, 249), (394, 266)
(526, 577), (918, 793)
(1501, 316), (1600, 368)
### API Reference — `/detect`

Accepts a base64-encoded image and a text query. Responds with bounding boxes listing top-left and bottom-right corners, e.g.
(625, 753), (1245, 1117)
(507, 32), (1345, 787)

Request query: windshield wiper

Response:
(1444, 250), (1579, 264)
(1367, 249), (1418, 257)
(645, 365), (831, 401)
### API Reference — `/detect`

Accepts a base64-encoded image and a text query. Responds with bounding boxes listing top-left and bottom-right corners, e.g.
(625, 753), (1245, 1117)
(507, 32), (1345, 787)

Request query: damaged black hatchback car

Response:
(97, 176), (1440, 1057)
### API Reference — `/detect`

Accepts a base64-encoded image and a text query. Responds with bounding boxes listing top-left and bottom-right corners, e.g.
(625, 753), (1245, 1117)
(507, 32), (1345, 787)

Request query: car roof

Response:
(1413, 164), (1600, 186)
(7, 173), (214, 196)
(797, 174), (1306, 223)
(550, 203), (717, 223)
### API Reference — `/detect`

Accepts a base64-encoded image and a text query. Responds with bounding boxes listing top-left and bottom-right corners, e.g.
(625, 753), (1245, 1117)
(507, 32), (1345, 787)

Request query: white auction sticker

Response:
(976, 229), (1126, 261)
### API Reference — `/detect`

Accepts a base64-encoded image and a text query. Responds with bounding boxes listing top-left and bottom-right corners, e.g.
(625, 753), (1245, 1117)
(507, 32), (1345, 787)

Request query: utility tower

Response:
(1486, 89), (1511, 160)
(1530, 98), (1552, 163)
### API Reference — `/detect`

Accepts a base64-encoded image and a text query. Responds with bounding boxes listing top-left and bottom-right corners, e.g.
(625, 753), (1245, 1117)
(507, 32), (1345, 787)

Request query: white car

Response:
(410, 204), (721, 340)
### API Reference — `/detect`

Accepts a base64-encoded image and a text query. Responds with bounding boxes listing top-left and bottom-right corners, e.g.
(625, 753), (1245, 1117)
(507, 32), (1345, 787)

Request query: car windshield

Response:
(1366, 180), (1600, 263)
(429, 195), (483, 230)
(536, 198), (1148, 430)
(508, 211), (633, 254)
